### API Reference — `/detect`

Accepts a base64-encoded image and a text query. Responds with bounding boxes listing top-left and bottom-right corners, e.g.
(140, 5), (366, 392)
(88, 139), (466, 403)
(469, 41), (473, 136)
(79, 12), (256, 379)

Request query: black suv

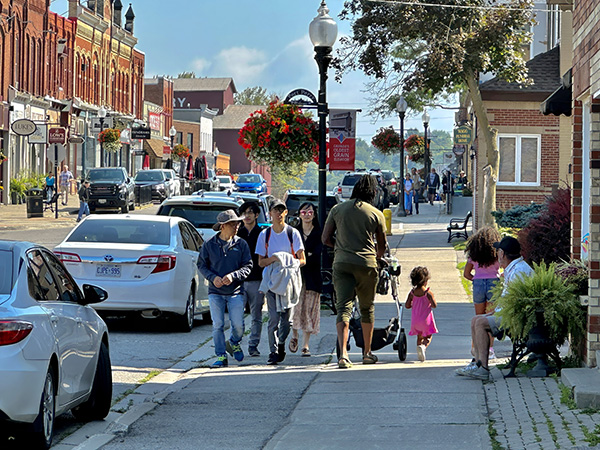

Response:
(283, 190), (341, 225)
(87, 167), (135, 213)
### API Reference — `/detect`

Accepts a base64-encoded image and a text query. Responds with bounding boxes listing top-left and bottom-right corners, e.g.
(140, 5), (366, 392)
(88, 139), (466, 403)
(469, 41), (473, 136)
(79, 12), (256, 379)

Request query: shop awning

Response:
(541, 69), (572, 117)
(143, 139), (165, 159)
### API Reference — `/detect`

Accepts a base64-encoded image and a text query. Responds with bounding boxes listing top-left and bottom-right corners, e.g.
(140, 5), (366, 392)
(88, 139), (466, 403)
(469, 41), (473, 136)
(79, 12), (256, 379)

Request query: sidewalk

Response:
(0, 193), (79, 231)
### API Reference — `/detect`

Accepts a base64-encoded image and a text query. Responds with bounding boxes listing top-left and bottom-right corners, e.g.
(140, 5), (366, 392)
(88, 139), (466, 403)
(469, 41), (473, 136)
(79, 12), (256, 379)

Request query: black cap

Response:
(269, 199), (287, 211)
(493, 236), (521, 255)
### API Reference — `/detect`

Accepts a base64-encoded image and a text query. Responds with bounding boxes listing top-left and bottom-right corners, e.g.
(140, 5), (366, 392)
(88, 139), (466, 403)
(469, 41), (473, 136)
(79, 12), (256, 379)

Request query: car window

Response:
(0, 250), (13, 294)
(179, 222), (197, 251)
(43, 251), (81, 303)
(187, 224), (204, 249)
(135, 171), (165, 182)
(159, 204), (236, 229)
(342, 174), (362, 186)
(217, 176), (230, 184)
(237, 175), (260, 183)
(88, 169), (125, 183)
(67, 219), (171, 245)
(27, 250), (60, 301)
(163, 171), (173, 180)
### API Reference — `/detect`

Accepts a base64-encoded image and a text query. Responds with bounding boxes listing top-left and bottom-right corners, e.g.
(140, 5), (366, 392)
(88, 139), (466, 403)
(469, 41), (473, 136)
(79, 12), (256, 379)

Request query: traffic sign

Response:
(11, 119), (37, 136)
(46, 144), (67, 164)
(49, 127), (66, 144)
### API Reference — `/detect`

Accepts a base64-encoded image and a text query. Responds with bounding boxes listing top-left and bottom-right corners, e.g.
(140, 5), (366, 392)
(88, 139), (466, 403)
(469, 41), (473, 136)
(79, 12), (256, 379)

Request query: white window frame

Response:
(497, 134), (541, 187)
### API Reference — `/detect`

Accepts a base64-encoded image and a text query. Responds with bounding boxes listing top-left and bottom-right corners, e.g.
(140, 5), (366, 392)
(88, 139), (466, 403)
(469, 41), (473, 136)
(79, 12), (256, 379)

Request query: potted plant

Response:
(172, 144), (190, 161)
(98, 128), (122, 153)
(9, 177), (26, 204)
(371, 126), (400, 155)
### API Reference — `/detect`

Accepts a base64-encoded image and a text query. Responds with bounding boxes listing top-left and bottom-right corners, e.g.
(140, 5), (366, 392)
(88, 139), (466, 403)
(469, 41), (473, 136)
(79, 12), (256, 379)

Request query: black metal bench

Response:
(447, 211), (472, 243)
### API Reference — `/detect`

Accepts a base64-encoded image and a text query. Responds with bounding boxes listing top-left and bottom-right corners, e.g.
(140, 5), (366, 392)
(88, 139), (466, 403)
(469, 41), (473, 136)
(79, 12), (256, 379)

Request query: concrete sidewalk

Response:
(0, 193), (79, 231)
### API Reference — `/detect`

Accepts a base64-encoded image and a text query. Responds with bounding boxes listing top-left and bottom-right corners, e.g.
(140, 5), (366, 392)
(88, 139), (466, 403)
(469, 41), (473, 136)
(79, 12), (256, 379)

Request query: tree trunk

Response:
(464, 70), (499, 228)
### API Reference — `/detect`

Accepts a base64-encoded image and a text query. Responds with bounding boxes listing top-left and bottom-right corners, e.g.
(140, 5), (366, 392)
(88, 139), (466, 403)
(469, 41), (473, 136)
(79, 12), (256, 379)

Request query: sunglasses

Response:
(300, 210), (314, 216)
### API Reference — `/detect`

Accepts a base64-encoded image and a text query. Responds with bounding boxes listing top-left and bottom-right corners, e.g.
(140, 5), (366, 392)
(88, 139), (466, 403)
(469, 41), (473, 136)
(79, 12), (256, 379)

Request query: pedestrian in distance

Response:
(45, 172), (55, 202)
(322, 174), (387, 369)
(198, 210), (253, 368)
(403, 173), (413, 215)
(425, 167), (440, 205)
(256, 199), (305, 366)
(463, 226), (502, 360)
(411, 167), (421, 215)
(405, 266), (438, 362)
(456, 236), (533, 380)
(237, 201), (266, 357)
(77, 180), (91, 222)
(290, 202), (322, 357)
(59, 165), (74, 205)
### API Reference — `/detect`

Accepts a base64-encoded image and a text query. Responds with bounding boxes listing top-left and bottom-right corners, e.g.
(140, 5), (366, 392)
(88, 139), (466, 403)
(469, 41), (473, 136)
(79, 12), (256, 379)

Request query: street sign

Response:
(28, 124), (48, 144)
(131, 128), (151, 140)
(163, 146), (172, 155)
(11, 119), (37, 136)
(453, 125), (473, 146)
(68, 136), (84, 144)
(49, 127), (66, 144)
(46, 144), (67, 164)
(284, 88), (318, 108)
(133, 150), (145, 156)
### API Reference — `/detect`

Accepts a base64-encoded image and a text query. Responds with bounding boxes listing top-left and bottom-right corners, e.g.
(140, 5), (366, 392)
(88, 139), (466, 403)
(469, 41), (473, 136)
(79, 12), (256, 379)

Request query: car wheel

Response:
(176, 288), (195, 332)
(30, 369), (55, 449)
(121, 204), (128, 214)
(72, 342), (112, 421)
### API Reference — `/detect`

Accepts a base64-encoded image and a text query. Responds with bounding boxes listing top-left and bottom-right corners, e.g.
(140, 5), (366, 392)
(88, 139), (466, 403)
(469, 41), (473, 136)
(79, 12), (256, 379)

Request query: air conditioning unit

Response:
(57, 39), (67, 57)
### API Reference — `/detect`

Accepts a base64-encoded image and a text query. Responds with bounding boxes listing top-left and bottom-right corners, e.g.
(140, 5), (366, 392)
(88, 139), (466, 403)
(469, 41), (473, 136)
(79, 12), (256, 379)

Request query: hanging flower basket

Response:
(98, 128), (122, 153)
(0, 150), (7, 166)
(238, 101), (318, 172)
(172, 144), (190, 161)
(405, 134), (425, 163)
(371, 126), (400, 155)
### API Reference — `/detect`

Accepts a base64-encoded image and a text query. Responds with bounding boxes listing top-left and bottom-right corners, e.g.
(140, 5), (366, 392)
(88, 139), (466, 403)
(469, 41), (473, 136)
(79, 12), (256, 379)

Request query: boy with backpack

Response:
(256, 199), (306, 365)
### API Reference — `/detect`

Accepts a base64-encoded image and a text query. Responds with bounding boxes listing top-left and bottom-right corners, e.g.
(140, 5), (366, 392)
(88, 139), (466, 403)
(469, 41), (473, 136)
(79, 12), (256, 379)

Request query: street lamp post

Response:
(396, 96), (407, 217)
(98, 106), (107, 167)
(309, 0), (337, 231)
(422, 110), (430, 175)
(169, 125), (176, 169)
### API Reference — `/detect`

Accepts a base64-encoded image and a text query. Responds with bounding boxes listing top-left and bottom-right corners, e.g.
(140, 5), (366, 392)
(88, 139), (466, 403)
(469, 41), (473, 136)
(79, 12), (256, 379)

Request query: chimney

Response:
(124, 4), (135, 33)
(113, 0), (123, 27)
(68, 0), (79, 18)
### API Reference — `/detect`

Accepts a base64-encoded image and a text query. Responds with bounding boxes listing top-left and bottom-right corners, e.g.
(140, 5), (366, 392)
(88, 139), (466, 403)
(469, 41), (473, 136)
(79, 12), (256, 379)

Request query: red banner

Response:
(328, 109), (357, 171)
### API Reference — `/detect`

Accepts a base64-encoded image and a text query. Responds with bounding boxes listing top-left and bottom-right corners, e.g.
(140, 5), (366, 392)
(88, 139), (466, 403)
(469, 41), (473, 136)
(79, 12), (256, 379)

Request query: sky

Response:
(51, 0), (457, 141)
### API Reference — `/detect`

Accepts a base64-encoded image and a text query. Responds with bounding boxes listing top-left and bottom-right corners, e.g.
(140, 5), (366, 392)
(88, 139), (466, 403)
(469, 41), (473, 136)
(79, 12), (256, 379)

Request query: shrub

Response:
(555, 259), (589, 296)
(491, 203), (544, 228)
(462, 186), (473, 196)
(519, 188), (571, 265)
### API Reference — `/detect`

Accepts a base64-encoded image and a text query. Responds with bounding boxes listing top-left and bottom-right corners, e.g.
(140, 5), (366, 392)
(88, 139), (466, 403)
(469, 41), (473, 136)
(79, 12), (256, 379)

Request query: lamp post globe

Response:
(309, 0), (337, 233)
(396, 96), (408, 217)
(169, 125), (176, 148)
(422, 110), (431, 175)
(98, 106), (107, 167)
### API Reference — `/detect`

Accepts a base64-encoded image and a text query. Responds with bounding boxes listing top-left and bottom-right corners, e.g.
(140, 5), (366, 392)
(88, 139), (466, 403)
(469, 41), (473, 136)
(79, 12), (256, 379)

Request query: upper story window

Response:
(497, 134), (541, 186)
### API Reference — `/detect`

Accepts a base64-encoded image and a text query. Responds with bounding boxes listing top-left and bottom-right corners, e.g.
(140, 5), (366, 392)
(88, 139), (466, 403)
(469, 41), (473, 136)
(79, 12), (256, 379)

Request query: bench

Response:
(447, 211), (472, 243)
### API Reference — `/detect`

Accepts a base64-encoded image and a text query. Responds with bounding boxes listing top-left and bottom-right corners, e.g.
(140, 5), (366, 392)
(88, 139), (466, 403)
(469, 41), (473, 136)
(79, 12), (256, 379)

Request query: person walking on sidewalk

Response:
(77, 180), (91, 222)
(237, 201), (265, 357)
(456, 236), (533, 380)
(405, 266), (438, 362)
(290, 202), (322, 358)
(403, 173), (413, 215)
(322, 174), (387, 369)
(59, 165), (73, 205)
(463, 227), (501, 360)
(45, 172), (55, 202)
(411, 168), (421, 214)
(425, 168), (440, 205)
(256, 199), (305, 366)
(199, 210), (253, 368)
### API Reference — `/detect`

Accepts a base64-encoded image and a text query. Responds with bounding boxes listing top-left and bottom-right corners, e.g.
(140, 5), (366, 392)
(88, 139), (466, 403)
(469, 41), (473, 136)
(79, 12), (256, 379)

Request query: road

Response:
(0, 204), (219, 446)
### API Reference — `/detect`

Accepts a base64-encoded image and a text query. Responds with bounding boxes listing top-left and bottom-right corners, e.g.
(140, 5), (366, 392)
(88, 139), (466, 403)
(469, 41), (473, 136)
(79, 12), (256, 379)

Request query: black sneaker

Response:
(267, 352), (278, 365)
(277, 343), (286, 363)
(248, 346), (260, 357)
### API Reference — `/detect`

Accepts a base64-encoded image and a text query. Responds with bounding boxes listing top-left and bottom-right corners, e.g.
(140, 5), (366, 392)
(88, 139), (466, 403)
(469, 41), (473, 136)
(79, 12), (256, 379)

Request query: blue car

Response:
(235, 174), (268, 194)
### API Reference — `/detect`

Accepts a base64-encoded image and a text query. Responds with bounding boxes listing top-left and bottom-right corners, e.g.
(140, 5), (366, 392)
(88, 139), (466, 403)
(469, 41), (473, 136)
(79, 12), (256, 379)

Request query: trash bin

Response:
(26, 188), (44, 218)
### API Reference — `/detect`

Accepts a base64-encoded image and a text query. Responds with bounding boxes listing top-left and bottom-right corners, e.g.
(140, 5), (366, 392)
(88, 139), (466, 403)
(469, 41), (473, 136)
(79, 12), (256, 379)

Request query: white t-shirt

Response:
(256, 225), (304, 258)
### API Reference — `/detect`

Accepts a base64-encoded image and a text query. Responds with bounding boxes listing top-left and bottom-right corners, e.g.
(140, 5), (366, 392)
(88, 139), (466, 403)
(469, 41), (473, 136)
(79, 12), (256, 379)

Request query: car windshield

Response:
(160, 204), (238, 229)
(88, 169), (125, 183)
(218, 176), (231, 183)
(237, 175), (260, 184)
(342, 174), (363, 186)
(0, 250), (13, 294)
(135, 171), (165, 182)
(381, 172), (394, 181)
(163, 171), (173, 180)
(67, 220), (170, 245)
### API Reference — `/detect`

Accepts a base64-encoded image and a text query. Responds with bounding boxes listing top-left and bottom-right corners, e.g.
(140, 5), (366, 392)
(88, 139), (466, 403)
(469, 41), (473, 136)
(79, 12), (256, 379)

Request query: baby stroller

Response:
(336, 255), (407, 361)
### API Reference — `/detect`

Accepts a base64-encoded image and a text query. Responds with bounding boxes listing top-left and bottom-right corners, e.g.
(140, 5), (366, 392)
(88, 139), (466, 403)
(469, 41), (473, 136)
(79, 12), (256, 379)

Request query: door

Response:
(178, 222), (202, 312)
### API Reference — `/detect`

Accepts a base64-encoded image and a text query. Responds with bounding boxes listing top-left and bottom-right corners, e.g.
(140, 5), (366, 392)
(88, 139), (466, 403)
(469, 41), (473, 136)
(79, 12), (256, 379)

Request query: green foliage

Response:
(462, 186), (473, 196)
(234, 86), (276, 106)
(555, 259), (589, 296)
(494, 262), (586, 344)
(491, 203), (544, 228)
(498, 227), (520, 238)
(10, 171), (46, 195)
(177, 72), (196, 78)
(270, 164), (306, 199)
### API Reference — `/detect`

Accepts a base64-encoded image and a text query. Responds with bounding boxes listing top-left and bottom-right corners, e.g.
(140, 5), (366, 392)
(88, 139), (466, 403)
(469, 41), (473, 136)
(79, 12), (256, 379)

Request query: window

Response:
(187, 133), (193, 153)
(177, 132), (183, 145)
(27, 250), (60, 301)
(497, 135), (540, 186)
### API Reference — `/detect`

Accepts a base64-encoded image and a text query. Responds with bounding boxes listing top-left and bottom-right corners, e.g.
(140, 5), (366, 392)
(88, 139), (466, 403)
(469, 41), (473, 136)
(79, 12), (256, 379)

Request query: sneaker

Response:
(211, 355), (228, 368)
(416, 345), (425, 362)
(420, 345), (427, 362)
(267, 352), (279, 365)
(455, 360), (478, 376)
(230, 342), (244, 362)
(277, 343), (286, 362)
(489, 347), (496, 360)
(248, 346), (260, 357)
(464, 365), (490, 381)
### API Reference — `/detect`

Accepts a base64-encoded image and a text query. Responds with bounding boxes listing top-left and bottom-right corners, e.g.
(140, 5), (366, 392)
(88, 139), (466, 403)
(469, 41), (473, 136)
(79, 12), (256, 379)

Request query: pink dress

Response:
(408, 289), (439, 337)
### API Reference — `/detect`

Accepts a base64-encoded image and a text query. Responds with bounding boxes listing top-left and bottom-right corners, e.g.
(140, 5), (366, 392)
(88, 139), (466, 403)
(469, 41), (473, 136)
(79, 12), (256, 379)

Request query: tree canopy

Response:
(235, 86), (277, 105)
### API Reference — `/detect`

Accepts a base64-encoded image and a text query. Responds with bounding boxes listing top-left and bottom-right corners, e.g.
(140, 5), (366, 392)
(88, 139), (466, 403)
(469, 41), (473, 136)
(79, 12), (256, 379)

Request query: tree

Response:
(335, 0), (534, 226)
(235, 86), (277, 105)
(177, 71), (197, 78)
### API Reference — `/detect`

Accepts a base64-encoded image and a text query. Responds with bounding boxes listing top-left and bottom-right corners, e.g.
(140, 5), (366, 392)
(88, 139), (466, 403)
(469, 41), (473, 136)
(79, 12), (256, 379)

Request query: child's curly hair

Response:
(464, 226), (501, 267)
(410, 266), (430, 288)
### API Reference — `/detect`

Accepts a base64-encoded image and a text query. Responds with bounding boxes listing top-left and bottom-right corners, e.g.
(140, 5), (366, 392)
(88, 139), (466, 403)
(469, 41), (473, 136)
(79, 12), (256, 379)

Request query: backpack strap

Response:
(265, 226), (271, 256)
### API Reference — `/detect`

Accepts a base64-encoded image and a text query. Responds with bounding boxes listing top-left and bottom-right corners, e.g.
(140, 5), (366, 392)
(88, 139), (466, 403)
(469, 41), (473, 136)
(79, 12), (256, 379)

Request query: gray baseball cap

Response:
(212, 209), (244, 231)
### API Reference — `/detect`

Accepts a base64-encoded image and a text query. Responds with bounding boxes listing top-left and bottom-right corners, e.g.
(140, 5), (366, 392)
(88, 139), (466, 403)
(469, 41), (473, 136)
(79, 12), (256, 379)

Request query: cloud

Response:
(192, 58), (211, 74)
(208, 46), (269, 86)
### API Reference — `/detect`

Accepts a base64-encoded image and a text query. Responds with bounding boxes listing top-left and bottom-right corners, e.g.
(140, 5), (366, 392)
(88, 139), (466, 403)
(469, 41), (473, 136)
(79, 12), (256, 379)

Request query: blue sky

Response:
(51, 0), (456, 140)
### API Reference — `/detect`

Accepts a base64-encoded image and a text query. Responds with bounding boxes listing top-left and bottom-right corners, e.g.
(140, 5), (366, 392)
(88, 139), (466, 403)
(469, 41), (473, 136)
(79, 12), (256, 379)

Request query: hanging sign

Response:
(28, 124), (48, 144)
(453, 125), (472, 146)
(328, 109), (357, 171)
(11, 119), (37, 136)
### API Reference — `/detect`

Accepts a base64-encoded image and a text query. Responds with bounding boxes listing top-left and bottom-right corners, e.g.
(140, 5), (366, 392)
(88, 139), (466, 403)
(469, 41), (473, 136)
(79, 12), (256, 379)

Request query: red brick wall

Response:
(572, 0), (600, 99)
(172, 120), (200, 158)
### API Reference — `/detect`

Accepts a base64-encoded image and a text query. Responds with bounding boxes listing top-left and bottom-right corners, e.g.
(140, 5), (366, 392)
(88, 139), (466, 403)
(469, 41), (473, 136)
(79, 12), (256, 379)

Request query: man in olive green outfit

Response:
(322, 174), (387, 368)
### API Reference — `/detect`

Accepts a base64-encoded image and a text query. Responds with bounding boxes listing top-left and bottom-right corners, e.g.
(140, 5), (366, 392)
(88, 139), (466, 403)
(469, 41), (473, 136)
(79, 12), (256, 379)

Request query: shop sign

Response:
(11, 118), (37, 136)
(453, 125), (472, 146)
(149, 112), (161, 131)
(49, 127), (66, 144)
(29, 124), (48, 144)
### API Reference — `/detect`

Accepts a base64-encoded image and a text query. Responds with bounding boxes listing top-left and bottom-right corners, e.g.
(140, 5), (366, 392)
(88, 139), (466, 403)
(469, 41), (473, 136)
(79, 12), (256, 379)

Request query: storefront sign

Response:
(11, 118), (37, 136)
(163, 145), (171, 155)
(453, 126), (472, 146)
(49, 127), (66, 144)
(328, 109), (357, 171)
(149, 112), (161, 131)
(28, 124), (48, 144)
(131, 128), (151, 140)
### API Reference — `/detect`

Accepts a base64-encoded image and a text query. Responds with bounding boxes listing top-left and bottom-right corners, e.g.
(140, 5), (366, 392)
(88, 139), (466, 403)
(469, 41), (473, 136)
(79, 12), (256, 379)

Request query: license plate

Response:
(96, 264), (121, 278)
(98, 199), (107, 204)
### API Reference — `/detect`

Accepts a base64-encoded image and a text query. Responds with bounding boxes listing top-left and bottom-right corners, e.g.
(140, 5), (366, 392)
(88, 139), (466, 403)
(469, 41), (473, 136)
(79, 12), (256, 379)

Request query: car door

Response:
(186, 223), (209, 312)
(177, 222), (199, 308)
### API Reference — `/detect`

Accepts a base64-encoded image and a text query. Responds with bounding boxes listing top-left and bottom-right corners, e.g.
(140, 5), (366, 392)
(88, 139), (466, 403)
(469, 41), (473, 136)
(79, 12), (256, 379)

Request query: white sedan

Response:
(0, 241), (111, 449)
(54, 215), (210, 331)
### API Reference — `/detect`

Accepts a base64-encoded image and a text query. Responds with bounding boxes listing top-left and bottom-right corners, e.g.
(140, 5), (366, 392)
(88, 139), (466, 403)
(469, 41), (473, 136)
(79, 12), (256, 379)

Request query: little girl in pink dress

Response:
(405, 266), (438, 362)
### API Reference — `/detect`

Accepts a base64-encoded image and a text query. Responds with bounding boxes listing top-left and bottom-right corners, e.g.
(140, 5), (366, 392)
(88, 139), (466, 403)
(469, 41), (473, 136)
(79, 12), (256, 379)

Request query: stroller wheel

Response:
(398, 330), (407, 361)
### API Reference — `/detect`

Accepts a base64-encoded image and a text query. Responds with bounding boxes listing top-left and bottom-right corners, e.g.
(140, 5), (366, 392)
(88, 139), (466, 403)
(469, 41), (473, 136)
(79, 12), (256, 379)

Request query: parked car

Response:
(283, 189), (341, 223)
(192, 191), (272, 227)
(235, 173), (268, 194)
(0, 241), (111, 448)
(217, 175), (235, 192)
(338, 170), (386, 210)
(87, 167), (135, 213)
(134, 169), (169, 202)
(161, 169), (181, 196)
(54, 215), (210, 332)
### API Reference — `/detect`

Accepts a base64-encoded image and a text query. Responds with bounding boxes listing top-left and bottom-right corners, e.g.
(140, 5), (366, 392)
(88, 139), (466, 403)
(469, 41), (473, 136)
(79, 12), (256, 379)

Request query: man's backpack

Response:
(265, 225), (296, 257)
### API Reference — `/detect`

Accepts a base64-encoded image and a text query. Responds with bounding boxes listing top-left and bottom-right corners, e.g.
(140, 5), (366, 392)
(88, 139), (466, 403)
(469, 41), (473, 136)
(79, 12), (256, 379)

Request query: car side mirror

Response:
(81, 284), (109, 305)
(287, 216), (300, 228)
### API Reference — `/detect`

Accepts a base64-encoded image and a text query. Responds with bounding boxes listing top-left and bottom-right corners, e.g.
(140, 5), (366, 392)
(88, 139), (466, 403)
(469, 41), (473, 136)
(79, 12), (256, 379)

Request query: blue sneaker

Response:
(211, 355), (228, 368)
(226, 340), (244, 362)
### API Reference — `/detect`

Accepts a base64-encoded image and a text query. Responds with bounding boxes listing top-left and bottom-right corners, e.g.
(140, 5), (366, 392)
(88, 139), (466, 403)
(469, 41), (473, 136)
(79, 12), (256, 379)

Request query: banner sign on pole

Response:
(328, 109), (357, 171)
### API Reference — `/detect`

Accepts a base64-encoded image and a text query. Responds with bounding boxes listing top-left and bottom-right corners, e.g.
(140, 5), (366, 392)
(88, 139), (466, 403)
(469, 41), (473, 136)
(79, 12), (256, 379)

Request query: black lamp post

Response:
(309, 0), (337, 231)
(169, 125), (176, 169)
(396, 96), (407, 217)
(422, 110), (430, 175)
(98, 106), (107, 167)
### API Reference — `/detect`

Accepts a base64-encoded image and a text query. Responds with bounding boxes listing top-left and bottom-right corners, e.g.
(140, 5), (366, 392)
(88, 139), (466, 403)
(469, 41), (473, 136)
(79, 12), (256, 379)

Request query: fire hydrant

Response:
(383, 208), (393, 236)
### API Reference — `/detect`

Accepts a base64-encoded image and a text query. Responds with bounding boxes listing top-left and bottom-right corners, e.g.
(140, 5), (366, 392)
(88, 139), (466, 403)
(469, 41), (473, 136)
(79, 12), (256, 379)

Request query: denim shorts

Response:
(472, 278), (498, 304)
